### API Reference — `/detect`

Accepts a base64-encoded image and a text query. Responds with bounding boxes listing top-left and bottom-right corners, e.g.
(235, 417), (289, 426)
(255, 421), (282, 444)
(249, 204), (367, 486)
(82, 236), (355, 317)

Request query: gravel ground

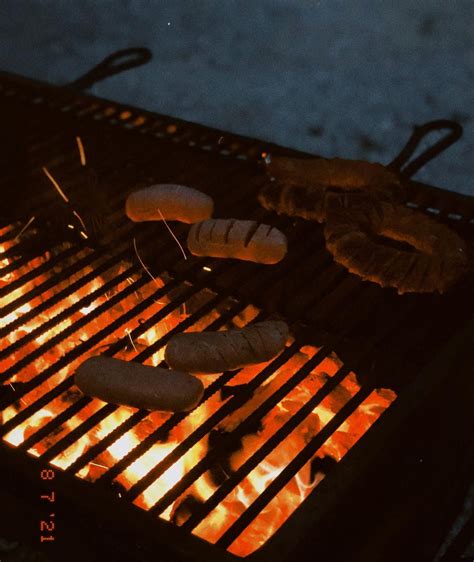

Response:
(0, 0), (472, 195)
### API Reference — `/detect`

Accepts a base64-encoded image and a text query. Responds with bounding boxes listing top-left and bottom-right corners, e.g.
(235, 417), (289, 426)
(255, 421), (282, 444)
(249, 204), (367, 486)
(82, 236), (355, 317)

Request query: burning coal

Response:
(0, 228), (396, 557)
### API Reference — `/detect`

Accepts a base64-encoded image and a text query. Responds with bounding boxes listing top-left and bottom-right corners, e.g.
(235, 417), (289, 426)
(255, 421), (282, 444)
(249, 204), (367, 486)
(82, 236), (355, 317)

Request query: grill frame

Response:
(1, 70), (473, 562)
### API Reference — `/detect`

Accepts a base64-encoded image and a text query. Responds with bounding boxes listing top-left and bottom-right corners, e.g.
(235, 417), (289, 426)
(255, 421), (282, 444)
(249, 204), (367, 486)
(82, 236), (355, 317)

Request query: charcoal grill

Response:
(0, 57), (473, 562)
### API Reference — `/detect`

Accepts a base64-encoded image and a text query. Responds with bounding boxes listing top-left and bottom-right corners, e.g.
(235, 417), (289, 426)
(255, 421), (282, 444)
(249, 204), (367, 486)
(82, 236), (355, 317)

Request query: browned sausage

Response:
(125, 184), (214, 223)
(75, 356), (204, 412)
(164, 320), (289, 373)
(187, 219), (287, 264)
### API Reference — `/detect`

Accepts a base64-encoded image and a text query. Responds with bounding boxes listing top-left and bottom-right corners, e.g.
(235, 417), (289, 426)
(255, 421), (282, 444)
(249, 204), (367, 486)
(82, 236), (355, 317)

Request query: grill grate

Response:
(1, 71), (473, 560)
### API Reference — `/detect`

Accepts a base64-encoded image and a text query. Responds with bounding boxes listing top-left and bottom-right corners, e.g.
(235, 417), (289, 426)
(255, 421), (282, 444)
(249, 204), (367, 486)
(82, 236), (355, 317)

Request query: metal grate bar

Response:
(93, 300), (265, 486)
(0, 224), (141, 337)
(0, 244), (80, 284)
(1, 116), (212, 236)
(0, 253), (146, 371)
(0, 146), (122, 227)
(0, 252), (139, 359)
(0, 275), (162, 429)
(83, 235), (362, 490)
(213, 221), (325, 303)
(65, 301), (250, 475)
(0, 77), (262, 161)
(216, 385), (373, 549)
(260, 239), (330, 300)
(0, 218), (130, 316)
(0, 242), (70, 278)
(17, 395), (108, 452)
(181, 363), (353, 531)
(156, 288), (420, 521)
(121, 343), (300, 500)
(0, 178), (114, 249)
(195, 285), (415, 526)
(0, 225), (142, 342)
(3, 168), (266, 444)
(148, 346), (340, 515)
(1, 140), (237, 315)
(51, 216), (337, 477)
(37, 291), (228, 463)
(0, 225), (18, 243)
(0, 226), (33, 248)
(305, 275), (365, 326)
(0, 259), (231, 431)
(66, 409), (149, 472)
(0, 185), (201, 347)
(1, 167), (263, 386)
(38, 403), (119, 463)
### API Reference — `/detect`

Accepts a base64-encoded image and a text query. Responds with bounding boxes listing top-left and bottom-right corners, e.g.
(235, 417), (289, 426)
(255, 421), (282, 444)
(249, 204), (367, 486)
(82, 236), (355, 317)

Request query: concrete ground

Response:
(0, 1), (472, 195)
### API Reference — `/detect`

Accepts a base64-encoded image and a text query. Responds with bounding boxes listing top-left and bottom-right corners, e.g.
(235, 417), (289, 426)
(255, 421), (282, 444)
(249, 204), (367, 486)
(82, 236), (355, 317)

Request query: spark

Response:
(202, 266), (212, 272)
(89, 461), (107, 470)
(133, 237), (160, 287)
(126, 329), (138, 353)
(20, 398), (28, 406)
(126, 276), (140, 300)
(14, 216), (36, 241)
(9, 383), (15, 391)
(157, 208), (188, 261)
(76, 136), (87, 166)
(42, 166), (70, 202)
(73, 210), (89, 238)
(67, 224), (75, 230)
(79, 230), (89, 240)
(42, 167), (89, 238)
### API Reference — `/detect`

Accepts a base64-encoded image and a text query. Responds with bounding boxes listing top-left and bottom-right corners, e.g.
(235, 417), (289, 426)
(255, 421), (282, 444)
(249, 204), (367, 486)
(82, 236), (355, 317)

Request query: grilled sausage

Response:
(164, 320), (289, 373)
(125, 184), (214, 223)
(75, 356), (204, 412)
(187, 219), (287, 264)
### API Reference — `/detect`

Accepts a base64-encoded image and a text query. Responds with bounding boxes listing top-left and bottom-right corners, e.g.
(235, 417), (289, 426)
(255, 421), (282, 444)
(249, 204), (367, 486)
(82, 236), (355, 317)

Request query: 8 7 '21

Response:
(40, 469), (56, 543)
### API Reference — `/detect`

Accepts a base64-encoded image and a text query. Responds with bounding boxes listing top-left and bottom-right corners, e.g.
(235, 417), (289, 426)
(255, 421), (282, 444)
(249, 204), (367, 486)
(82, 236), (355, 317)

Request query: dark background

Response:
(0, 0), (472, 194)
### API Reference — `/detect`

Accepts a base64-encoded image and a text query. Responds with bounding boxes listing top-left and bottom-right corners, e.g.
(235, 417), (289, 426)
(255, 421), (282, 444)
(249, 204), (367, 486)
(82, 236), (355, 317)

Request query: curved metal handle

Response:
(69, 47), (152, 91)
(388, 119), (463, 179)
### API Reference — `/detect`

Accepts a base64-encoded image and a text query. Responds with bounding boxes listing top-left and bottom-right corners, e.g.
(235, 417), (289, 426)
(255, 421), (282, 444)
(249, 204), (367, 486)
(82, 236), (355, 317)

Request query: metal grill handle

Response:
(388, 119), (463, 179)
(68, 47), (152, 91)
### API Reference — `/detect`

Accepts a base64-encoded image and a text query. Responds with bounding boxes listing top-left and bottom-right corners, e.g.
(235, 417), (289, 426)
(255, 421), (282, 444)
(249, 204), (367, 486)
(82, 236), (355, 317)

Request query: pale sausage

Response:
(75, 356), (204, 412)
(187, 219), (287, 264)
(125, 184), (214, 223)
(164, 320), (289, 373)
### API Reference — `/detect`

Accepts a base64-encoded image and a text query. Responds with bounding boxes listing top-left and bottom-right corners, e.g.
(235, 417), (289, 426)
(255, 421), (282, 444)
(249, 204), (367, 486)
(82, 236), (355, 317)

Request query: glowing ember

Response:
(0, 233), (396, 557)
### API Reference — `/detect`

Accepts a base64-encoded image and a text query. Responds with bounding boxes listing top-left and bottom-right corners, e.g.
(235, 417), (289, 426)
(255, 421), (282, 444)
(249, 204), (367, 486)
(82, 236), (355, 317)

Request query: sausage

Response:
(75, 356), (204, 412)
(164, 320), (289, 373)
(187, 219), (287, 264)
(125, 184), (214, 223)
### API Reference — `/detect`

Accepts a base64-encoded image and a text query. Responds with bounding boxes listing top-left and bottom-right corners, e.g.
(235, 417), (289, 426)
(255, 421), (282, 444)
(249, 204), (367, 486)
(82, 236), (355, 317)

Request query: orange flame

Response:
(0, 237), (396, 556)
